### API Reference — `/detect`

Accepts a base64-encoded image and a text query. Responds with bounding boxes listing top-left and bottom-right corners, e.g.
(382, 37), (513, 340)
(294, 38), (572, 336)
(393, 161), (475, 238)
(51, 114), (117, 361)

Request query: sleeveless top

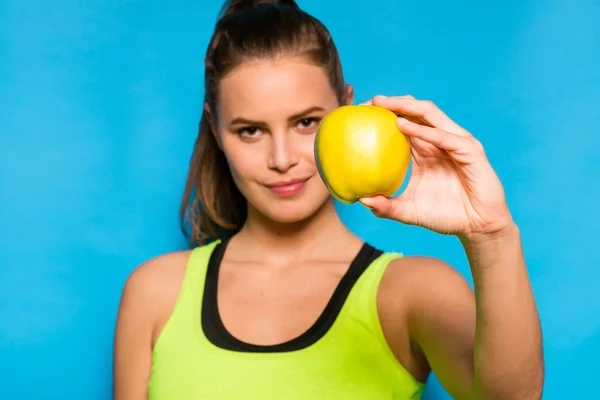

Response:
(148, 239), (425, 399)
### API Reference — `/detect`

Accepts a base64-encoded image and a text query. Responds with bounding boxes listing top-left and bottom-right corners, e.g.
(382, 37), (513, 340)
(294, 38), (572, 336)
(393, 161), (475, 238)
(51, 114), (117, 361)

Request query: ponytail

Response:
(180, 111), (246, 246)
(218, 0), (299, 19)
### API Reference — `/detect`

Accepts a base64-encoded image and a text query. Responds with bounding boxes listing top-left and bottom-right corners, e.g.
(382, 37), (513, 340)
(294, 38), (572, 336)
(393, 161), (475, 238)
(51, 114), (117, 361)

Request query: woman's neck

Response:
(233, 199), (360, 263)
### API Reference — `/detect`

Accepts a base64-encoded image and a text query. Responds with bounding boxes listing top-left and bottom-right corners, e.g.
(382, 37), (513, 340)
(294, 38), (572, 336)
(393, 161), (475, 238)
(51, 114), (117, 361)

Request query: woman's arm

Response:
(403, 224), (543, 399)
(462, 224), (543, 398)
(113, 266), (155, 400)
(112, 252), (188, 400)
(359, 95), (544, 399)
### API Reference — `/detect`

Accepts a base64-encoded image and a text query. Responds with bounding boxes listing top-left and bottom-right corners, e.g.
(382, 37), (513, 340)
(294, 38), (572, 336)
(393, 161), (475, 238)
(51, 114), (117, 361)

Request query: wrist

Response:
(459, 222), (522, 271)
(459, 209), (518, 246)
(462, 221), (519, 246)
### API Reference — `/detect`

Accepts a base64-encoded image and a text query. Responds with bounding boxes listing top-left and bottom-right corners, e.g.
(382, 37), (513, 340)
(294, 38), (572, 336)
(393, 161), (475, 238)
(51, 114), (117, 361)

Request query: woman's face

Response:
(212, 57), (353, 224)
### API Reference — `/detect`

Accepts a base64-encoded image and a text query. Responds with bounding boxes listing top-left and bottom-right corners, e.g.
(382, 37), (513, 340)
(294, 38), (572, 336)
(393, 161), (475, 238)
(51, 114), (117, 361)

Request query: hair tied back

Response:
(218, 0), (300, 19)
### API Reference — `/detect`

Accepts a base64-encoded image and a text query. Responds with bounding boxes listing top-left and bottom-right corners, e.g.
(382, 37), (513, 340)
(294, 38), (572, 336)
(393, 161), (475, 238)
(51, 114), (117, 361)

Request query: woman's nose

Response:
(267, 132), (299, 172)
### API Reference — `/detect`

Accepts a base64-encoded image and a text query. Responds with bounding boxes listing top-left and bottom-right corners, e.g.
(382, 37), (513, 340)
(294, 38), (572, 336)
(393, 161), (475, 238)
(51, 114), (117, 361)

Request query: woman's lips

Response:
(265, 177), (310, 196)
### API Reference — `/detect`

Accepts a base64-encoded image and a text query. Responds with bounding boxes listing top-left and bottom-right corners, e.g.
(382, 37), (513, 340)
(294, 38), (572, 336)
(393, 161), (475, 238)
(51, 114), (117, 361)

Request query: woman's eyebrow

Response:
(229, 106), (326, 127)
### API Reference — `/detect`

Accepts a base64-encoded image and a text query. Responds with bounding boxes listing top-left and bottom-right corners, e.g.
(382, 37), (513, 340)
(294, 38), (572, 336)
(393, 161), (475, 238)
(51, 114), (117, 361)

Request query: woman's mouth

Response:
(265, 177), (310, 197)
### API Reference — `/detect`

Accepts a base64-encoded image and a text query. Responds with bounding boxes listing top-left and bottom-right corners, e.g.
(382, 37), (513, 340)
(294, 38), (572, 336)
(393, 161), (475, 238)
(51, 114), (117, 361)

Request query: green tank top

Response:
(148, 239), (425, 399)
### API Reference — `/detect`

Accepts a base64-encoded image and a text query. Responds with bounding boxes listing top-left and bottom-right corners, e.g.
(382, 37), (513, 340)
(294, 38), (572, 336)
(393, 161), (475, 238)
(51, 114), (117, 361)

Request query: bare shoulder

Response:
(121, 250), (192, 300)
(376, 255), (476, 381)
(117, 250), (192, 345)
(380, 255), (474, 303)
(113, 251), (192, 398)
(377, 254), (474, 332)
(379, 255), (476, 351)
(380, 255), (475, 327)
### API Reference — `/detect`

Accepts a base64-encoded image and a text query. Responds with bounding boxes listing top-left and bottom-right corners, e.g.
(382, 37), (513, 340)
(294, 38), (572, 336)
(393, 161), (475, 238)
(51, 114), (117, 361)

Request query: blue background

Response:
(1, 0), (598, 398)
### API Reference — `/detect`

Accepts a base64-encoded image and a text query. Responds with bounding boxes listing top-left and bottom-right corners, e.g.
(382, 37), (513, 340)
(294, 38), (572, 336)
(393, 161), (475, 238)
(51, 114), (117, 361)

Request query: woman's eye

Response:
(237, 127), (261, 138)
(297, 118), (320, 130)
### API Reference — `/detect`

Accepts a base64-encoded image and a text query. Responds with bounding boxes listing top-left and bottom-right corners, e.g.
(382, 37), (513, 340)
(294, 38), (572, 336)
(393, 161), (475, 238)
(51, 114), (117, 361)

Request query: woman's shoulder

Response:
(377, 253), (474, 340)
(381, 254), (462, 285)
(375, 254), (473, 372)
(122, 250), (192, 301)
(379, 254), (472, 305)
(120, 239), (221, 297)
(117, 250), (193, 339)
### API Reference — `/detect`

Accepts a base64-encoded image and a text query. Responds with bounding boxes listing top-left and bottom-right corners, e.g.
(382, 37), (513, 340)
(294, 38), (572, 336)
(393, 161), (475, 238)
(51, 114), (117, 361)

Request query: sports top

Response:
(148, 239), (425, 399)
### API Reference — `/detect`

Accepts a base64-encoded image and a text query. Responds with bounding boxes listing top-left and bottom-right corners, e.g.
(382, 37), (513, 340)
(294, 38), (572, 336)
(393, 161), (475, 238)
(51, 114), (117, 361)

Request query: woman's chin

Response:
(265, 207), (317, 224)
(259, 198), (332, 225)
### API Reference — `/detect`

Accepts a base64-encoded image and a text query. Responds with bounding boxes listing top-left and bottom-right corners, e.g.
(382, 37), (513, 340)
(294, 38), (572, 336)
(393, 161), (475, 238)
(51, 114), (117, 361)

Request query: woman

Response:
(113, 1), (544, 399)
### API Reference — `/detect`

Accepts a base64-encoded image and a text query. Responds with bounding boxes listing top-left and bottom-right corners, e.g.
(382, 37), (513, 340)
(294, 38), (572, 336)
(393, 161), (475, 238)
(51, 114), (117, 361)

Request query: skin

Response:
(113, 57), (544, 399)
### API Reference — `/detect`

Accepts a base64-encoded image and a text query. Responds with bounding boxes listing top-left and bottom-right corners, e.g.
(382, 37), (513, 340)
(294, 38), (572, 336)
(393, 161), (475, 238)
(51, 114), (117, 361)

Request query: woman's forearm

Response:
(461, 223), (544, 399)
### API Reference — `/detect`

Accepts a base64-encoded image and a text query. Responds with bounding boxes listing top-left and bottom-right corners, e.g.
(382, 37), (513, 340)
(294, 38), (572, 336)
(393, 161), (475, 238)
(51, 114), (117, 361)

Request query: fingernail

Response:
(374, 95), (387, 100)
(359, 200), (374, 210)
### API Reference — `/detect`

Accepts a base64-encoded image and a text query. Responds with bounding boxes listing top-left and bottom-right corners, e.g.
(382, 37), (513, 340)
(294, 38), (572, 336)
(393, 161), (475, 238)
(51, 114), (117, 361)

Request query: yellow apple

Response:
(314, 105), (411, 204)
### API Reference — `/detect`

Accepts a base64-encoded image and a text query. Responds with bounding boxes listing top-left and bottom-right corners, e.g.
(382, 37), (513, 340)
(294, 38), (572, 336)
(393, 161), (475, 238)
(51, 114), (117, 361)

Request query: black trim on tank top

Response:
(201, 237), (383, 353)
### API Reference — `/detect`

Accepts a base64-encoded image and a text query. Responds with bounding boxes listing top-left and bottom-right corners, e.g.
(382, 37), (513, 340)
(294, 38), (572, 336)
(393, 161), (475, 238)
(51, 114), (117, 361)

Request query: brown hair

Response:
(180, 0), (347, 247)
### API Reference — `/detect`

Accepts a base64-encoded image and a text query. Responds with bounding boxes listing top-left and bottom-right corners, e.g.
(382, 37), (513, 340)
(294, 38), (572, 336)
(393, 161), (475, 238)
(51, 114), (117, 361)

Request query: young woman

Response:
(113, 1), (544, 399)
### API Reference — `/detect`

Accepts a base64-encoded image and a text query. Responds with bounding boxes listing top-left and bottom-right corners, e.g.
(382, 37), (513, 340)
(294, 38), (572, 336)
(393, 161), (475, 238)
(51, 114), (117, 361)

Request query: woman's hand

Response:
(359, 95), (514, 240)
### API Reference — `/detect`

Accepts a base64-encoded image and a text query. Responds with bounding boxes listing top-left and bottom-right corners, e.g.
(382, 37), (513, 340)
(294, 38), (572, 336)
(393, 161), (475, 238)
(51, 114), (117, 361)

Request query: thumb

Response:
(358, 195), (393, 218)
(359, 195), (416, 224)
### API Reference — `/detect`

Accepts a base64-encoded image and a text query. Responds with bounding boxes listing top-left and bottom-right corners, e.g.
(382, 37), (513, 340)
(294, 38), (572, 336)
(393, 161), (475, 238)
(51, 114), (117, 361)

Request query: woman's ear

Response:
(343, 84), (355, 106)
(204, 103), (223, 151)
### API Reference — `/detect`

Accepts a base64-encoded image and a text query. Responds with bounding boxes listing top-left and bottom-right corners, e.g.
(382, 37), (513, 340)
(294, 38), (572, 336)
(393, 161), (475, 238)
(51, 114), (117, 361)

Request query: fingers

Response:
(397, 117), (461, 151)
(359, 95), (413, 107)
(397, 117), (484, 160)
(372, 95), (471, 137)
